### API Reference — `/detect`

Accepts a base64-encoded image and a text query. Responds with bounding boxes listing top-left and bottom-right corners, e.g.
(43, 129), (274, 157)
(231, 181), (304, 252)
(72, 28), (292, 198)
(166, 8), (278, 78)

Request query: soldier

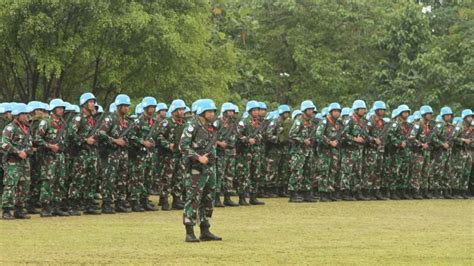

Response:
(0, 103), (12, 195)
(128, 97), (158, 212)
(214, 102), (239, 207)
(235, 100), (265, 205)
(180, 99), (222, 242)
(340, 100), (368, 200)
(364, 101), (388, 200)
(157, 99), (187, 210)
(151, 102), (168, 196)
(265, 105), (292, 197)
(430, 107), (455, 199)
(386, 104), (412, 200)
(315, 102), (344, 201)
(68, 92), (101, 215)
(288, 100), (317, 203)
(98, 94), (134, 213)
(452, 109), (472, 199)
(409, 105), (435, 199)
(2, 103), (32, 219)
(34, 99), (70, 217)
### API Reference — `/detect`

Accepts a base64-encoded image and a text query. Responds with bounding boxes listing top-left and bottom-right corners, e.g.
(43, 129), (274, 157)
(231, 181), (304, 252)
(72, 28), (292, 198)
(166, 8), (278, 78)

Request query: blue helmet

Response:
(278, 104), (291, 115)
(135, 103), (144, 115)
(341, 107), (352, 116)
(49, 98), (67, 110)
(398, 104), (411, 114)
(292, 110), (302, 119)
(242, 111), (249, 119)
(12, 103), (31, 116)
(453, 117), (463, 124)
(391, 108), (400, 119)
(185, 106), (191, 113)
(407, 115), (415, 124)
(321, 107), (329, 117)
(413, 110), (421, 120)
(221, 102), (235, 114)
(0, 104), (5, 114)
(192, 100), (203, 113)
(461, 109), (473, 119)
(372, 101), (386, 111)
(72, 105), (80, 113)
(258, 102), (267, 110)
(440, 106), (453, 117)
(142, 96), (157, 109)
(115, 94), (131, 106)
(366, 110), (375, 120)
(156, 102), (168, 112)
(435, 115), (442, 122)
(328, 102), (342, 113)
(300, 100), (316, 112)
(28, 101), (44, 111)
(196, 99), (217, 116)
(352, 100), (367, 110)
(233, 104), (240, 113)
(64, 102), (74, 112)
(80, 92), (96, 106)
(419, 105), (433, 116)
(246, 100), (260, 112)
(96, 105), (104, 113)
(315, 113), (324, 120)
(109, 103), (117, 113)
(383, 117), (390, 123)
(170, 99), (186, 113)
(265, 111), (277, 120)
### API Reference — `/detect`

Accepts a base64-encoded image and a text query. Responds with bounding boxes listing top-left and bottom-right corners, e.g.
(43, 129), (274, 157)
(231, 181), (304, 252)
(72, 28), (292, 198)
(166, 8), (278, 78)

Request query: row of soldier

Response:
(1, 96), (473, 219)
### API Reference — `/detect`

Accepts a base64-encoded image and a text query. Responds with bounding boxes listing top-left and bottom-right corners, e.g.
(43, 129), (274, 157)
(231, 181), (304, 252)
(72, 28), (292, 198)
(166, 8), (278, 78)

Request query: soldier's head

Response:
(258, 102), (267, 118)
(372, 101), (386, 117)
(156, 103), (168, 118)
(142, 97), (157, 116)
(300, 100), (316, 118)
(170, 99), (186, 119)
(80, 92), (97, 113)
(221, 102), (235, 118)
(328, 103), (341, 120)
(352, 100), (367, 117)
(461, 109), (472, 124)
(49, 99), (66, 117)
(440, 106), (453, 123)
(197, 99), (217, 122)
(115, 94), (131, 116)
(420, 105), (433, 121)
(278, 105), (290, 120)
(12, 103), (30, 123)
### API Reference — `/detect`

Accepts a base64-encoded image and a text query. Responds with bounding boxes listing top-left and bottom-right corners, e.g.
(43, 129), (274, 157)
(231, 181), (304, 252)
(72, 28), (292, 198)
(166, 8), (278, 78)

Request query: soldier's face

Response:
(443, 114), (452, 122)
(86, 100), (96, 112)
(304, 109), (314, 117)
(331, 110), (341, 119)
(282, 112), (289, 119)
(224, 110), (235, 118)
(203, 110), (215, 122)
(356, 108), (366, 116)
(465, 116), (472, 124)
(118, 105), (129, 115)
(158, 110), (167, 117)
(54, 107), (64, 117)
(17, 113), (28, 123)
(250, 109), (259, 118)
(174, 108), (185, 118)
(145, 106), (155, 116)
(259, 109), (266, 117)
(376, 109), (385, 117)
(424, 113), (432, 121)
(6, 112), (12, 120)
(401, 111), (409, 120)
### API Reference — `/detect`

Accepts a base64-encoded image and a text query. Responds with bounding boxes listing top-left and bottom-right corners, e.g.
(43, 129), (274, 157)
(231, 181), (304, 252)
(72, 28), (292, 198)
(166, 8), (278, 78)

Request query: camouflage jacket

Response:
(341, 114), (368, 149)
(409, 119), (435, 152)
(213, 116), (237, 154)
(266, 116), (292, 147)
(157, 116), (186, 155)
(452, 122), (473, 152)
(289, 115), (317, 154)
(70, 108), (100, 150)
(179, 117), (217, 165)
(387, 118), (411, 154)
(1, 120), (33, 160)
(237, 116), (264, 153)
(315, 116), (343, 150)
(98, 112), (130, 151)
(128, 114), (157, 154)
(366, 115), (387, 152)
(34, 115), (67, 153)
(430, 120), (455, 152)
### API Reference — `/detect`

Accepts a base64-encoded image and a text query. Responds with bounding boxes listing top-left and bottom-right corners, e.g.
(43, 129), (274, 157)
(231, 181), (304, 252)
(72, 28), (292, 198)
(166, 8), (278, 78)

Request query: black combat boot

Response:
(340, 190), (354, 201)
(14, 208), (31, 219)
(199, 224), (222, 241)
(374, 189), (387, 200)
(412, 189), (423, 200)
(52, 202), (70, 216)
(461, 190), (469, 199)
(185, 224), (200, 243)
(68, 199), (82, 216)
(319, 192), (330, 202)
(399, 189), (410, 200)
(390, 190), (400, 200)
(214, 194), (225, 208)
(443, 189), (454, 199)
(223, 193), (239, 207)
(238, 193), (250, 206)
(26, 202), (40, 214)
(131, 200), (144, 212)
(160, 196), (171, 211)
(303, 191), (317, 202)
(332, 190), (341, 201)
(2, 208), (15, 220)
(278, 187), (288, 197)
(172, 195), (184, 210)
(141, 198), (158, 211)
(249, 193), (265, 205)
(84, 200), (101, 215)
(102, 201), (116, 214)
(114, 200), (130, 213)
(423, 189), (432, 199)
(40, 203), (53, 217)
(355, 191), (367, 201)
(288, 191), (303, 203)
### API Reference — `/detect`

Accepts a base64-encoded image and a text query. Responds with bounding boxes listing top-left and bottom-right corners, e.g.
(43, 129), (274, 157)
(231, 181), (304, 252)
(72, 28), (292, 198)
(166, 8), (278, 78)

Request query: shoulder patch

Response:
(414, 124), (419, 129)
(39, 120), (47, 127)
(392, 123), (397, 128)
(455, 126), (461, 131)
(187, 124), (194, 133)
(367, 121), (371, 126)
(238, 121), (244, 126)
(269, 121), (275, 126)
(213, 120), (218, 128)
(295, 120), (301, 126)
(75, 116), (81, 122)
(436, 124), (441, 128)
(104, 117), (110, 123)
(5, 125), (13, 132)
(322, 119), (327, 124)
(162, 120), (168, 127)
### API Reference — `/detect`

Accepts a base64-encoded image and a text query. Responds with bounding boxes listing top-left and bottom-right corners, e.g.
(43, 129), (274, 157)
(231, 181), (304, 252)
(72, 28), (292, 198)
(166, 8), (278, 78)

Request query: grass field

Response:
(1, 196), (473, 264)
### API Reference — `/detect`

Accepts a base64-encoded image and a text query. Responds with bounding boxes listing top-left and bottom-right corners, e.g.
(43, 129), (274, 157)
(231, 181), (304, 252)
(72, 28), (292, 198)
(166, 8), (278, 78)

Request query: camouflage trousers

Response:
(431, 149), (453, 190)
(410, 150), (431, 191)
(160, 153), (186, 198)
(142, 150), (155, 199)
(235, 148), (262, 194)
(128, 150), (147, 201)
(364, 147), (384, 190)
(317, 147), (340, 193)
(452, 149), (472, 191)
(101, 149), (128, 203)
(27, 153), (41, 206)
(151, 152), (164, 194)
(386, 149), (411, 190)
(216, 149), (236, 194)
(183, 161), (216, 226)
(288, 148), (314, 192)
(340, 146), (365, 192)
(39, 152), (67, 205)
(68, 148), (98, 201)
(263, 145), (289, 189)
(1, 159), (31, 210)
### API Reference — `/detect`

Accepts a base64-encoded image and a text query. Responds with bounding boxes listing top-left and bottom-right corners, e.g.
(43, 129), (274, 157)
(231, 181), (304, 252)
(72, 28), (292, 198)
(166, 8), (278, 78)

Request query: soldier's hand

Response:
(169, 143), (175, 151)
(400, 141), (407, 148)
(114, 138), (126, 147)
(86, 136), (96, 145)
(48, 143), (60, 153)
(217, 141), (228, 149)
(421, 143), (429, 150)
(463, 139), (471, 145)
(144, 140), (154, 149)
(304, 138), (311, 146)
(354, 136), (364, 143)
(248, 138), (256, 145)
(198, 155), (209, 165)
(330, 140), (338, 147)
(442, 143), (449, 149)
(18, 150), (27, 159)
(374, 138), (382, 145)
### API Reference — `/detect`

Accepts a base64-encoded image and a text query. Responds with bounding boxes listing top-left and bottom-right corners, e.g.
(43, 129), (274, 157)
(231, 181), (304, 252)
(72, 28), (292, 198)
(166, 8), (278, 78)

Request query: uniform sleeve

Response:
(179, 123), (199, 161)
(429, 125), (444, 149)
(237, 120), (249, 145)
(388, 124), (403, 147)
(34, 119), (49, 148)
(265, 119), (278, 144)
(1, 125), (20, 154)
(70, 115), (87, 147)
(98, 116), (115, 146)
(315, 122), (330, 147)
(157, 119), (172, 150)
(289, 118), (304, 144)
(341, 119), (356, 145)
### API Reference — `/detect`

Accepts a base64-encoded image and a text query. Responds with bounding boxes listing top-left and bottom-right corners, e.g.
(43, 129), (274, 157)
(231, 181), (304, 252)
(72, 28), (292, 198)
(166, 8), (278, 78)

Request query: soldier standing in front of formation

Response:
(452, 109), (472, 198)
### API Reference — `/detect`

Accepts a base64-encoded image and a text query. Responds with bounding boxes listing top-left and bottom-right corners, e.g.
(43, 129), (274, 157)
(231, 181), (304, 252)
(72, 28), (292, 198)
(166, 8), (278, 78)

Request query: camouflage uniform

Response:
(452, 122), (472, 196)
(180, 117), (216, 226)
(340, 114), (368, 197)
(386, 118), (411, 198)
(288, 115), (316, 194)
(430, 121), (455, 196)
(1, 120), (32, 212)
(98, 112), (130, 207)
(364, 115), (387, 197)
(34, 115), (67, 207)
(26, 115), (44, 210)
(214, 116), (237, 195)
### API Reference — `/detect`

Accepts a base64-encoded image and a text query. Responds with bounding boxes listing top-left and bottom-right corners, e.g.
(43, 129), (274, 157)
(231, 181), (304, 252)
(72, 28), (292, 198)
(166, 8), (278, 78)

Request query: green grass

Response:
(1, 197), (473, 264)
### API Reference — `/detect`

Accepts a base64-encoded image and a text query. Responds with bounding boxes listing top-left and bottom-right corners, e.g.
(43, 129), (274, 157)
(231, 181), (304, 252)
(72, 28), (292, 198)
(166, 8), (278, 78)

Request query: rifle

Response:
(201, 126), (219, 157)
(52, 115), (74, 151)
(119, 114), (143, 138)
